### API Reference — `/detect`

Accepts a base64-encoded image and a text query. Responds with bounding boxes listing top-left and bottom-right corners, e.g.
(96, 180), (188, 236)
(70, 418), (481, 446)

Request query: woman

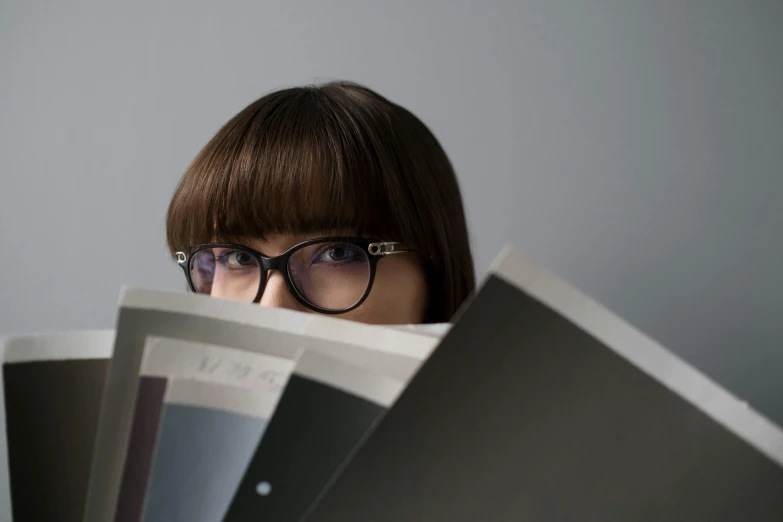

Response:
(166, 81), (474, 324)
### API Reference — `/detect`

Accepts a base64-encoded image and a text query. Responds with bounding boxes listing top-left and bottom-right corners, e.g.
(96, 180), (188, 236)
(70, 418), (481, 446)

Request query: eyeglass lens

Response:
(189, 241), (372, 311)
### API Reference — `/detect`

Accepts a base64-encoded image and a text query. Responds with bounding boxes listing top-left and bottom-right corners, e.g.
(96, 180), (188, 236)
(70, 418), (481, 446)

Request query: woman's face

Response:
(212, 233), (428, 324)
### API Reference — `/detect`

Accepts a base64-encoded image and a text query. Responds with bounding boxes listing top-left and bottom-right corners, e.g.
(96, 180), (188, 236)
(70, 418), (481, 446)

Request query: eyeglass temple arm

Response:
(367, 242), (411, 256)
(175, 252), (187, 264)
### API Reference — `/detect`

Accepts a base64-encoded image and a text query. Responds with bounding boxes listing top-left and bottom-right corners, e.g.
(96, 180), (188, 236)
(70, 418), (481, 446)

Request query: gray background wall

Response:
(1, 0), (781, 422)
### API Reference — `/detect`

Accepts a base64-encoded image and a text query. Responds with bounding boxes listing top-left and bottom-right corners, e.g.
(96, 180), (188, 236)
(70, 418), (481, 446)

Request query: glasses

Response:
(175, 237), (413, 314)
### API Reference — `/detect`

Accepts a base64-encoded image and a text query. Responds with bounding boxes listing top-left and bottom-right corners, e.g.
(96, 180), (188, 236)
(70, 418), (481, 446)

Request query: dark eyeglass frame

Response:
(175, 237), (413, 314)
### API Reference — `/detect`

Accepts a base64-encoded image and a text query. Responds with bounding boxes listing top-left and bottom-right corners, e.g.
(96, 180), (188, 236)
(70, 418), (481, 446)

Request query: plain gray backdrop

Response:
(1, 0), (781, 439)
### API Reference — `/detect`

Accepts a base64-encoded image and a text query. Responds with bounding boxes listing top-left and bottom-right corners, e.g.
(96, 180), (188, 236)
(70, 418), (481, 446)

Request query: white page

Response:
(141, 336), (295, 397)
(2, 330), (114, 363)
(162, 377), (273, 418)
(388, 323), (451, 338)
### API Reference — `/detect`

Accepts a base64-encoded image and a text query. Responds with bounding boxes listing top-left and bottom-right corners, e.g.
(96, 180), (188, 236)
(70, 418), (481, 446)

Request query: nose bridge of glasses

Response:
(259, 254), (284, 272)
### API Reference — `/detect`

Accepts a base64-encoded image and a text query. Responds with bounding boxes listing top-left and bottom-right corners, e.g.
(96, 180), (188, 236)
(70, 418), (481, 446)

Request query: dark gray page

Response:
(223, 375), (385, 522)
(114, 376), (167, 522)
(4, 358), (108, 522)
(303, 274), (783, 522)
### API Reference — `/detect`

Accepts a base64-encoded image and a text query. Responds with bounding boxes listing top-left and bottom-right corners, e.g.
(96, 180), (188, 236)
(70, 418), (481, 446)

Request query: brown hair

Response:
(166, 81), (475, 322)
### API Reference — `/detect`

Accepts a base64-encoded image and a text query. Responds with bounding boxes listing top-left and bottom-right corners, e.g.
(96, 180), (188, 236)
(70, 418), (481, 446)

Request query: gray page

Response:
(141, 403), (266, 522)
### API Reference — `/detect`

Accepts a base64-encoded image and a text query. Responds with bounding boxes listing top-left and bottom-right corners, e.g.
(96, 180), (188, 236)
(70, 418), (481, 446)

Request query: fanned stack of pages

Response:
(1, 246), (782, 522)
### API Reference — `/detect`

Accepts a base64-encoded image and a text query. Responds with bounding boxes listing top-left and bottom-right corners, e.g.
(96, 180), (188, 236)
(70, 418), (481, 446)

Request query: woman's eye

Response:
(314, 244), (360, 264)
(223, 251), (255, 269)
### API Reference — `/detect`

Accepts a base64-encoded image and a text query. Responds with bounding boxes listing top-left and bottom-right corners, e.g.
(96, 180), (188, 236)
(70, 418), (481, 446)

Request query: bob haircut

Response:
(166, 81), (475, 322)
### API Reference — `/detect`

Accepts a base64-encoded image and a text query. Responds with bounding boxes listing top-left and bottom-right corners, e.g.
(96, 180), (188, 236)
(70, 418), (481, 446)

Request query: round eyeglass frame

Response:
(175, 237), (412, 314)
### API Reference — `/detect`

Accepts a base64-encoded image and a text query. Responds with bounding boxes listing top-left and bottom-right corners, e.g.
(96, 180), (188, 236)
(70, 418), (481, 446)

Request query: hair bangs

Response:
(167, 88), (400, 250)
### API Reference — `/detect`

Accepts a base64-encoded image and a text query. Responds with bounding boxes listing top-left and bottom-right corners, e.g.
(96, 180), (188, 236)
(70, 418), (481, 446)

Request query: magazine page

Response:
(138, 378), (272, 522)
(0, 331), (114, 522)
(302, 245), (783, 521)
(0, 337), (8, 522)
(114, 374), (165, 522)
(84, 287), (439, 522)
(115, 336), (294, 522)
(223, 350), (402, 522)
(389, 323), (451, 338)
